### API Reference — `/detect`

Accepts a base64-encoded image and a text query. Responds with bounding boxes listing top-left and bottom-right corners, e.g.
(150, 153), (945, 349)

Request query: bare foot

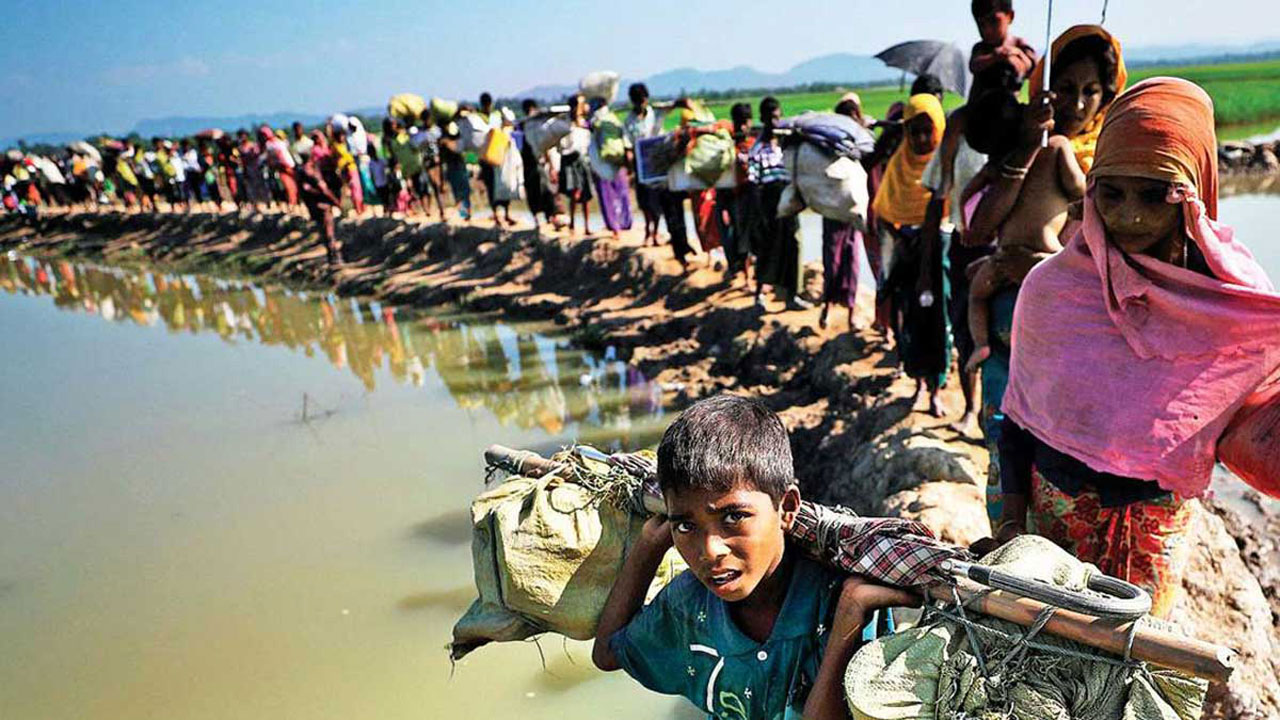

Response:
(929, 393), (945, 418)
(949, 411), (980, 436)
(966, 345), (991, 375)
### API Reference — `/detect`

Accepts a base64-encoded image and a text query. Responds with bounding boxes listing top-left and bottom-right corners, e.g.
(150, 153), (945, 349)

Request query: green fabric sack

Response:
(450, 448), (683, 660)
(685, 130), (734, 186)
(844, 536), (1208, 720)
(593, 110), (627, 166)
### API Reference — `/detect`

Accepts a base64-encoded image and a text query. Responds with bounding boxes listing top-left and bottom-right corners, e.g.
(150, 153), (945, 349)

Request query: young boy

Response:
(969, 0), (1037, 99)
(963, 29), (1122, 372)
(593, 395), (916, 720)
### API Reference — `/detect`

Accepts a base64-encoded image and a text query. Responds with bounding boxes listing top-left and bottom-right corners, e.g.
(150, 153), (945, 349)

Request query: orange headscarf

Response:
(1029, 24), (1128, 173)
(1090, 77), (1218, 219)
(871, 94), (945, 226)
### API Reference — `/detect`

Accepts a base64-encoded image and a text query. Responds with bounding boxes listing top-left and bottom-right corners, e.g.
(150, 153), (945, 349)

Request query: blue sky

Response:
(3, 0), (1276, 139)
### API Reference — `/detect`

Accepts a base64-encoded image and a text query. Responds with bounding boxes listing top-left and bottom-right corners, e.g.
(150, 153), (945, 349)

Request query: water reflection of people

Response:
(0, 254), (663, 442)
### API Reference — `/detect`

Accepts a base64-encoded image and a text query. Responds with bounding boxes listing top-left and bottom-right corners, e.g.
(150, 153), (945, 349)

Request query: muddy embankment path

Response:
(2, 210), (1277, 719)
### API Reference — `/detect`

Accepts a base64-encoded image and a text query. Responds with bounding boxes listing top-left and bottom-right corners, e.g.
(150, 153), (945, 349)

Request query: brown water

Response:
(0, 253), (700, 720)
(1, 192), (1276, 720)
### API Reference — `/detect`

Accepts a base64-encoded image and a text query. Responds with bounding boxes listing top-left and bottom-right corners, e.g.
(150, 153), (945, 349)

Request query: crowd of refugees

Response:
(5, 1), (1280, 716)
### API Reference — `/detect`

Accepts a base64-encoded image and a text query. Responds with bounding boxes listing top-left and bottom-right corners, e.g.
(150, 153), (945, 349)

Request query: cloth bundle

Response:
(776, 143), (871, 225)
(450, 448), (684, 660)
(843, 535), (1207, 720)
(683, 129), (735, 186)
(783, 112), (876, 161)
(523, 114), (574, 157)
(591, 107), (627, 166)
(580, 70), (621, 103)
(456, 114), (492, 153)
(387, 93), (426, 122)
(1217, 374), (1280, 496)
(429, 97), (459, 124)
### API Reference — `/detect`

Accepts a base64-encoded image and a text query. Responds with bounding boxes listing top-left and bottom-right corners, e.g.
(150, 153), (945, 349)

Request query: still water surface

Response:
(1, 193), (1275, 720)
(0, 253), (700, 720)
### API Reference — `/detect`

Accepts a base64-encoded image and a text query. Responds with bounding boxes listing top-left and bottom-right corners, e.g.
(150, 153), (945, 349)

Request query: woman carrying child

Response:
(966, 25), (1128, 373)
(992, 78), (1280, 618)
(964, 25), (1127, 521)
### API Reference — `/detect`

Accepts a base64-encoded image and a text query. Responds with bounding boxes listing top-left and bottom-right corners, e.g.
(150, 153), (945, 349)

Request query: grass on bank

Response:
(668, 58), (1280, 142)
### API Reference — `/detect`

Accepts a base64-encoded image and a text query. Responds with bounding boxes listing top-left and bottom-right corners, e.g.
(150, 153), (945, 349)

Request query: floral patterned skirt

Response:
(1027, 469), (1193, 619)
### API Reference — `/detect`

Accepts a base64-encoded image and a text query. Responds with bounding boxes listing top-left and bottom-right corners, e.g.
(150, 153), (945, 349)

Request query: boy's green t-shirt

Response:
(610, 555), (845, 720)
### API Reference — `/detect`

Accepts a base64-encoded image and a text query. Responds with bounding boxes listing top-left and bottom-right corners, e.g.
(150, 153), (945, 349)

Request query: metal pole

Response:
(1042, 0), (1054, 147)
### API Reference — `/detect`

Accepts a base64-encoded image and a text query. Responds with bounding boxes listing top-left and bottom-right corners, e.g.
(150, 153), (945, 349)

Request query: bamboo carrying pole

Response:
(928, 579), (1235, 682)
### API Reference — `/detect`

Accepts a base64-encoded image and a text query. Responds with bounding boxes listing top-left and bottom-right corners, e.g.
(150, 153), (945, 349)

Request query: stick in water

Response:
(1042, 0), (1054, 147)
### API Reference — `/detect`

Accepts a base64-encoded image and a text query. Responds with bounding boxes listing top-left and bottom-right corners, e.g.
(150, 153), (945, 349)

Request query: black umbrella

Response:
(875, 40), (970, 97)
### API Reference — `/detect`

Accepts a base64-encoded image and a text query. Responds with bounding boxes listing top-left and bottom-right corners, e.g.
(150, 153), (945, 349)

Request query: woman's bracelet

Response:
(999, 161), (1030, 180)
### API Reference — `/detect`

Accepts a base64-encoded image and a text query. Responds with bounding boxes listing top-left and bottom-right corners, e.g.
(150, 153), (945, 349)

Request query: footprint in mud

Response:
(410, 508), (473, 545)
(396, 585), (476, 613)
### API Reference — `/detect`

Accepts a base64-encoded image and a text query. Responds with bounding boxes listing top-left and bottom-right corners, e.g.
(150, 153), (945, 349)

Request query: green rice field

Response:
(672, 57), (1280, 141)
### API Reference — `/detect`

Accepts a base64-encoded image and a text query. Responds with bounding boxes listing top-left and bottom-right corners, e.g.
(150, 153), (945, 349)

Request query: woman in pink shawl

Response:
(992, 78), (1280, 618)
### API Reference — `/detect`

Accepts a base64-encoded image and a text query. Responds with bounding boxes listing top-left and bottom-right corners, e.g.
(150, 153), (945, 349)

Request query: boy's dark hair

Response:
(1054, 34), (1121, 106)
(834, 98), (861, 118)
(730, 102), (752, 128)
(479, 92), (493, 106)
(911, 73), (945, 98)
(965, 89), (1022, 156)
(521, 98), (539, 115)
(656, 395), (793, 504)
(971, 0), (1013, 16)
(628, 83), (649, 104)
(759, 96), (780, 123)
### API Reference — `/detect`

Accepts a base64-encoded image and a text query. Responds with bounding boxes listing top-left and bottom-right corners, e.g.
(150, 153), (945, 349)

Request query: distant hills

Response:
(5, 40), (1278, 148)
(511, 53), (900, 103)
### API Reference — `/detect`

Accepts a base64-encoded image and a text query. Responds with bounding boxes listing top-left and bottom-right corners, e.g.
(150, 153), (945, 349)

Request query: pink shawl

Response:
(1002, 78), (1280, 495)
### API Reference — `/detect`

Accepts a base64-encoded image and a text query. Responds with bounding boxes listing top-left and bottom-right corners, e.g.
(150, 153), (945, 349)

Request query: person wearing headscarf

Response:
(236, 129), (270, 211)
(346, 116), (376, 203)
(963, 23), (1128, 522)
(1027, 24), (1128, 174)
(589, 100), (633, 240)
(873, 93), (950, 415)
(329, 126), (363, 216)
(260, 125), (298, 208)
(992, 78), (1280, 618)
(298, 131), (342, 269)
(491, 106), (522, 227)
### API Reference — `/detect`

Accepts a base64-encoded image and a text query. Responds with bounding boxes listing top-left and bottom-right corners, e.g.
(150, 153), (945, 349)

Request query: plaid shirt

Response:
(787, 501), (965, 587)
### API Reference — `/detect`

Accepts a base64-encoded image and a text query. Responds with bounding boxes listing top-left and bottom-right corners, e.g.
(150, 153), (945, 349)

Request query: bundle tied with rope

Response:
(844, 535), (1209, 720)
(449, 445), (683, 660)
(775, 112), (876, 225)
